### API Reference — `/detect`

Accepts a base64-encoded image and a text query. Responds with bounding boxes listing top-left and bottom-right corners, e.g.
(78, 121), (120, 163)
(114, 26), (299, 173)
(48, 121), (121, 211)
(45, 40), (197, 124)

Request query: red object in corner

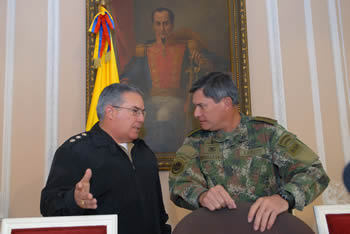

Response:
(326, 214), (350, 234)
(11, 225), (106, 234)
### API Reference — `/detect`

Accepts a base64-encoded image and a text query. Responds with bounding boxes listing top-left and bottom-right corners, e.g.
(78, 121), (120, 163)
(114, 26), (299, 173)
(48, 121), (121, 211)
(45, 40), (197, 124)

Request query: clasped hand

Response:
(198, 185), (289, 232)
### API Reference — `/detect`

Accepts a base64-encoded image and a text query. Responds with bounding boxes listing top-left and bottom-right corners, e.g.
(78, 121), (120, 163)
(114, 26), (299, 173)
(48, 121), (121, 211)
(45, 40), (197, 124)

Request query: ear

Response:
(222, 97), (233, 109)
(105, 105), (115, 120)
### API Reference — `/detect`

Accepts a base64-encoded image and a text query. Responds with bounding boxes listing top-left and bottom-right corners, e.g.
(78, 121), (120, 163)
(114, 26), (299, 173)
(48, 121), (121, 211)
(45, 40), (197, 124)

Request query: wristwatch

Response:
(278, 190), (295, 210)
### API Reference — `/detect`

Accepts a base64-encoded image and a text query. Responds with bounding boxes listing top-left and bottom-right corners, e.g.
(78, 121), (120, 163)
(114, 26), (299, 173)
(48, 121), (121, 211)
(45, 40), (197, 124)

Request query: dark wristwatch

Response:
(278, 190), (295, 210)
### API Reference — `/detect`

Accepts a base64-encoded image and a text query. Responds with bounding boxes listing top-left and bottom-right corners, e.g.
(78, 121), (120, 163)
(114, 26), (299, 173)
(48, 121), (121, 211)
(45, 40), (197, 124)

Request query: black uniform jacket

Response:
(40, 123), (171, 234)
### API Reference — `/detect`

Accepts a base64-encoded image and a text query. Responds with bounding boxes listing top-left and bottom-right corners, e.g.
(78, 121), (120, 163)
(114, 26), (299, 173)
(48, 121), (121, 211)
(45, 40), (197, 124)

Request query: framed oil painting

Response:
(86, 0), (251, 170)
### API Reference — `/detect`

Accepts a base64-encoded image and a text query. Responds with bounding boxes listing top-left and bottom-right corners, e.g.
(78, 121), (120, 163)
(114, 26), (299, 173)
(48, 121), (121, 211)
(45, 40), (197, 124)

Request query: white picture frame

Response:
(1, 214), (118, 234)
(313, 204), (350, 234)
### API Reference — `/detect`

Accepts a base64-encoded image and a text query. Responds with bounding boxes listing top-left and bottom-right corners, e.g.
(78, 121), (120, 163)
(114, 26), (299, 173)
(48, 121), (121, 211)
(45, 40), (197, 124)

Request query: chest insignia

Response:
(200, 143), (222, 160)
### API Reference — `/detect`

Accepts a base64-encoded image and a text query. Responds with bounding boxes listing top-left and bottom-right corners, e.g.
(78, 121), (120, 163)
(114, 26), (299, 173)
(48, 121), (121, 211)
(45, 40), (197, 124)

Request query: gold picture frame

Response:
(86, 0), (251, 170)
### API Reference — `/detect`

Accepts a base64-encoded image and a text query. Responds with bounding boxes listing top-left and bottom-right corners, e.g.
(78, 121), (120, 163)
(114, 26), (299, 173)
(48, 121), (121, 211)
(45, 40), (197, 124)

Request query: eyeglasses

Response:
(112, 105), (146, 117)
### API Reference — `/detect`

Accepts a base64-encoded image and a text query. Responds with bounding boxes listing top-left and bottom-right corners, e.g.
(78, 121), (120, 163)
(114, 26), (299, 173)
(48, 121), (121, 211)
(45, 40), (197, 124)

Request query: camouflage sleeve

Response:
(168, 138), (208, 210)
(271, 127), (330, 210)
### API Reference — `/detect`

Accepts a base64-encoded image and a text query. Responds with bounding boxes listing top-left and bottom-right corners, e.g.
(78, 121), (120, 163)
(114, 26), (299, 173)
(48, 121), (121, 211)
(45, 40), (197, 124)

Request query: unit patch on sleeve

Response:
(277, 132), (318, 164)
(171, 157), (186, 175)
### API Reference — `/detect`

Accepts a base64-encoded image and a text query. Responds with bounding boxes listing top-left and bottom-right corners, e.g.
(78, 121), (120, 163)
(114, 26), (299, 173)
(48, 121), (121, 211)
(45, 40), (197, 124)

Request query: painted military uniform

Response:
(169, 114), (329, 211)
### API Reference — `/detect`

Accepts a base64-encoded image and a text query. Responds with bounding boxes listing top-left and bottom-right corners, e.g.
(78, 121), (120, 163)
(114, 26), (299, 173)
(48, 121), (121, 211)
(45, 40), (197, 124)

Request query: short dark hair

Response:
(151, 7), (175, 24)
(96, 83), (143, 120)
(190, 72), (239, 105)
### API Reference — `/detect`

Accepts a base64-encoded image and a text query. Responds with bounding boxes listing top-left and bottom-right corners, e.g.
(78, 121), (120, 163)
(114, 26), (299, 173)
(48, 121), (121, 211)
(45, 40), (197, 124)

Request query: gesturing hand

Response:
(74, 168), (97, 209)
(247, 194), (288, 232)
(199, 185), (236, 211)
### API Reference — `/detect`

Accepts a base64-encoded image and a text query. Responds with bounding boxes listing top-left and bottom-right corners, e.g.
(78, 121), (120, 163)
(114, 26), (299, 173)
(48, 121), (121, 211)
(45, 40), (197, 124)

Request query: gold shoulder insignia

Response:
(186, 128), (201, 137)
(135, 44), (146, 57)
(252, 116), (277, 125)
(187, 39), (200, 50)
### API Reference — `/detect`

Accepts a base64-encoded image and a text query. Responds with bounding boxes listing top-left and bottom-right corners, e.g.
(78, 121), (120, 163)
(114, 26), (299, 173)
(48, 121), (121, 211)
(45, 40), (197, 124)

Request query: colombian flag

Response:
(86, 6), (119, 131)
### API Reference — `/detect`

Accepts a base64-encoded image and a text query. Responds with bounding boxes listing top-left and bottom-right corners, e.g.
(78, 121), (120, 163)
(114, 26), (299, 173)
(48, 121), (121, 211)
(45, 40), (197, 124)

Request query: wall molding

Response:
(45, 0), (60, 180)
(328, 0), (350, 164)
(304, 0), (327, 169)
(265, 0), (287, 128)
(1, 0), (16, 219)
(336, 0), (350, 123)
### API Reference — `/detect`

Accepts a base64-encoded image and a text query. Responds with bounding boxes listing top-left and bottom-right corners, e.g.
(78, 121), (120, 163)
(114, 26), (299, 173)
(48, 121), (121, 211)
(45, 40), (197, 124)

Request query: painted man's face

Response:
(152, 11), (174, 43)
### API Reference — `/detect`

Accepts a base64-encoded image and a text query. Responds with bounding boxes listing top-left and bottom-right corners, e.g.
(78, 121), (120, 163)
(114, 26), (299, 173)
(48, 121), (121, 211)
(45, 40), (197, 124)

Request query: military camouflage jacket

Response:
(169, 114), (329, 211)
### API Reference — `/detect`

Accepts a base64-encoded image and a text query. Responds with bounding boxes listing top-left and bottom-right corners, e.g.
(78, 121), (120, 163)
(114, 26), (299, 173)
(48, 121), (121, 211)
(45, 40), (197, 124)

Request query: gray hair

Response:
(190, 72), (239, 105)
(96, 83), (143, 120)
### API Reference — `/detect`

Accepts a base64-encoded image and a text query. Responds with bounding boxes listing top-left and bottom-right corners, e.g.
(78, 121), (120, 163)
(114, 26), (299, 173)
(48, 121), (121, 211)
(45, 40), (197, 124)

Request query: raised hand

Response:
(74, 168), (98, 209)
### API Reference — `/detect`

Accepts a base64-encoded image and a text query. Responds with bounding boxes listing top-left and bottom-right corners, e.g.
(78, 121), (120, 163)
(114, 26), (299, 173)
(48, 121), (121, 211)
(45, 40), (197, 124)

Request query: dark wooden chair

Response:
(173, 202), (314, 234)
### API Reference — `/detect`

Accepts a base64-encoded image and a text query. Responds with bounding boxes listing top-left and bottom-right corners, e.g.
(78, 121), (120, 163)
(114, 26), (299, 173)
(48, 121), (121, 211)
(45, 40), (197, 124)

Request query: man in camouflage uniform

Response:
(169, 72), (329, 232)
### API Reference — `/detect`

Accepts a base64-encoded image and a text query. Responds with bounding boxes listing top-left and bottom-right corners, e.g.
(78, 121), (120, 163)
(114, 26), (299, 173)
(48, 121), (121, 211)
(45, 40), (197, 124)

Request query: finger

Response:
(82, 198), (98, 209)
(247, 199), (261, 223)
(253, 204), (266, 231)
(226, 198), (236, 209)
(213, 186), (233, 209)
(205, 191), (223, 210)
(267, 212), (277, 230)
(81, 168), (92, 183)
(75, 183), (90, 201)
(200, 195), (216, 211)
(200, 190), (222, 210)
(205, 201), (216, 211)
(75, 181), (83, 191)
(79, 192), (94, 200)
(259, 209), (272, 232)
(211, 190), (225, 208)
(217, 188), (236, 209)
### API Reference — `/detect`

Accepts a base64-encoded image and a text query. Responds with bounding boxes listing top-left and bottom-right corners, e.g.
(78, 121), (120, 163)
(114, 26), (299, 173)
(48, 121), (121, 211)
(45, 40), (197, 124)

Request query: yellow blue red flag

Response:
(86, 6), (119, 131)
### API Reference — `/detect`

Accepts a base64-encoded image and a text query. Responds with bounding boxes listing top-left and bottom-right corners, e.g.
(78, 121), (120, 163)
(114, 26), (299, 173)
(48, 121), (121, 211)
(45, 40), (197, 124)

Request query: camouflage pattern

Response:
(169, 114), (329, 211)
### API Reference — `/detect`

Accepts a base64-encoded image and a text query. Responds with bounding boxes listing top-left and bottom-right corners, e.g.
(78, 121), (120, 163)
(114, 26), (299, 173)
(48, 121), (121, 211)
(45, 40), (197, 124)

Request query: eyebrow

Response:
(128, 105), (145, 111)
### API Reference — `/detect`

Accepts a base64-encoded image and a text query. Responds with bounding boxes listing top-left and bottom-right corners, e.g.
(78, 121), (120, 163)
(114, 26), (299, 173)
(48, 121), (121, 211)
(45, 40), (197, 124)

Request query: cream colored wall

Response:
(0, 0), (86, 218)
(0, 0), (6, 188)
(9, 0), (48, 217)
(57, 0), (86, 144)
(1, 0), (350, 232)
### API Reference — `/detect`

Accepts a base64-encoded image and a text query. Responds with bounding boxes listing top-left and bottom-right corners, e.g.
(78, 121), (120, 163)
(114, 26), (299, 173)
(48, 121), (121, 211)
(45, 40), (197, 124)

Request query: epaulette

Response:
(186, 128), (201, 137)
(187, 39), (200, 51)
(67, 132), (89, 144)
(251, 116), (277, 125)
(135, 44), (147, 57)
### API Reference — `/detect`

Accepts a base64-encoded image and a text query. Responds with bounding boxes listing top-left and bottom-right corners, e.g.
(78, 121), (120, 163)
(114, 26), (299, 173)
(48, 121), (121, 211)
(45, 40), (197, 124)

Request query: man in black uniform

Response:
(41, 83), (171, 234)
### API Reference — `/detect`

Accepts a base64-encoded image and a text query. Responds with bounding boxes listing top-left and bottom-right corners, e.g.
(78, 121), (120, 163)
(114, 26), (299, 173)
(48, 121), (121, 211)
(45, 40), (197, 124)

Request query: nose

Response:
(161, 24), (166, 31)
(193, 106), (201, 118)
(137, 113), (145, 122)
